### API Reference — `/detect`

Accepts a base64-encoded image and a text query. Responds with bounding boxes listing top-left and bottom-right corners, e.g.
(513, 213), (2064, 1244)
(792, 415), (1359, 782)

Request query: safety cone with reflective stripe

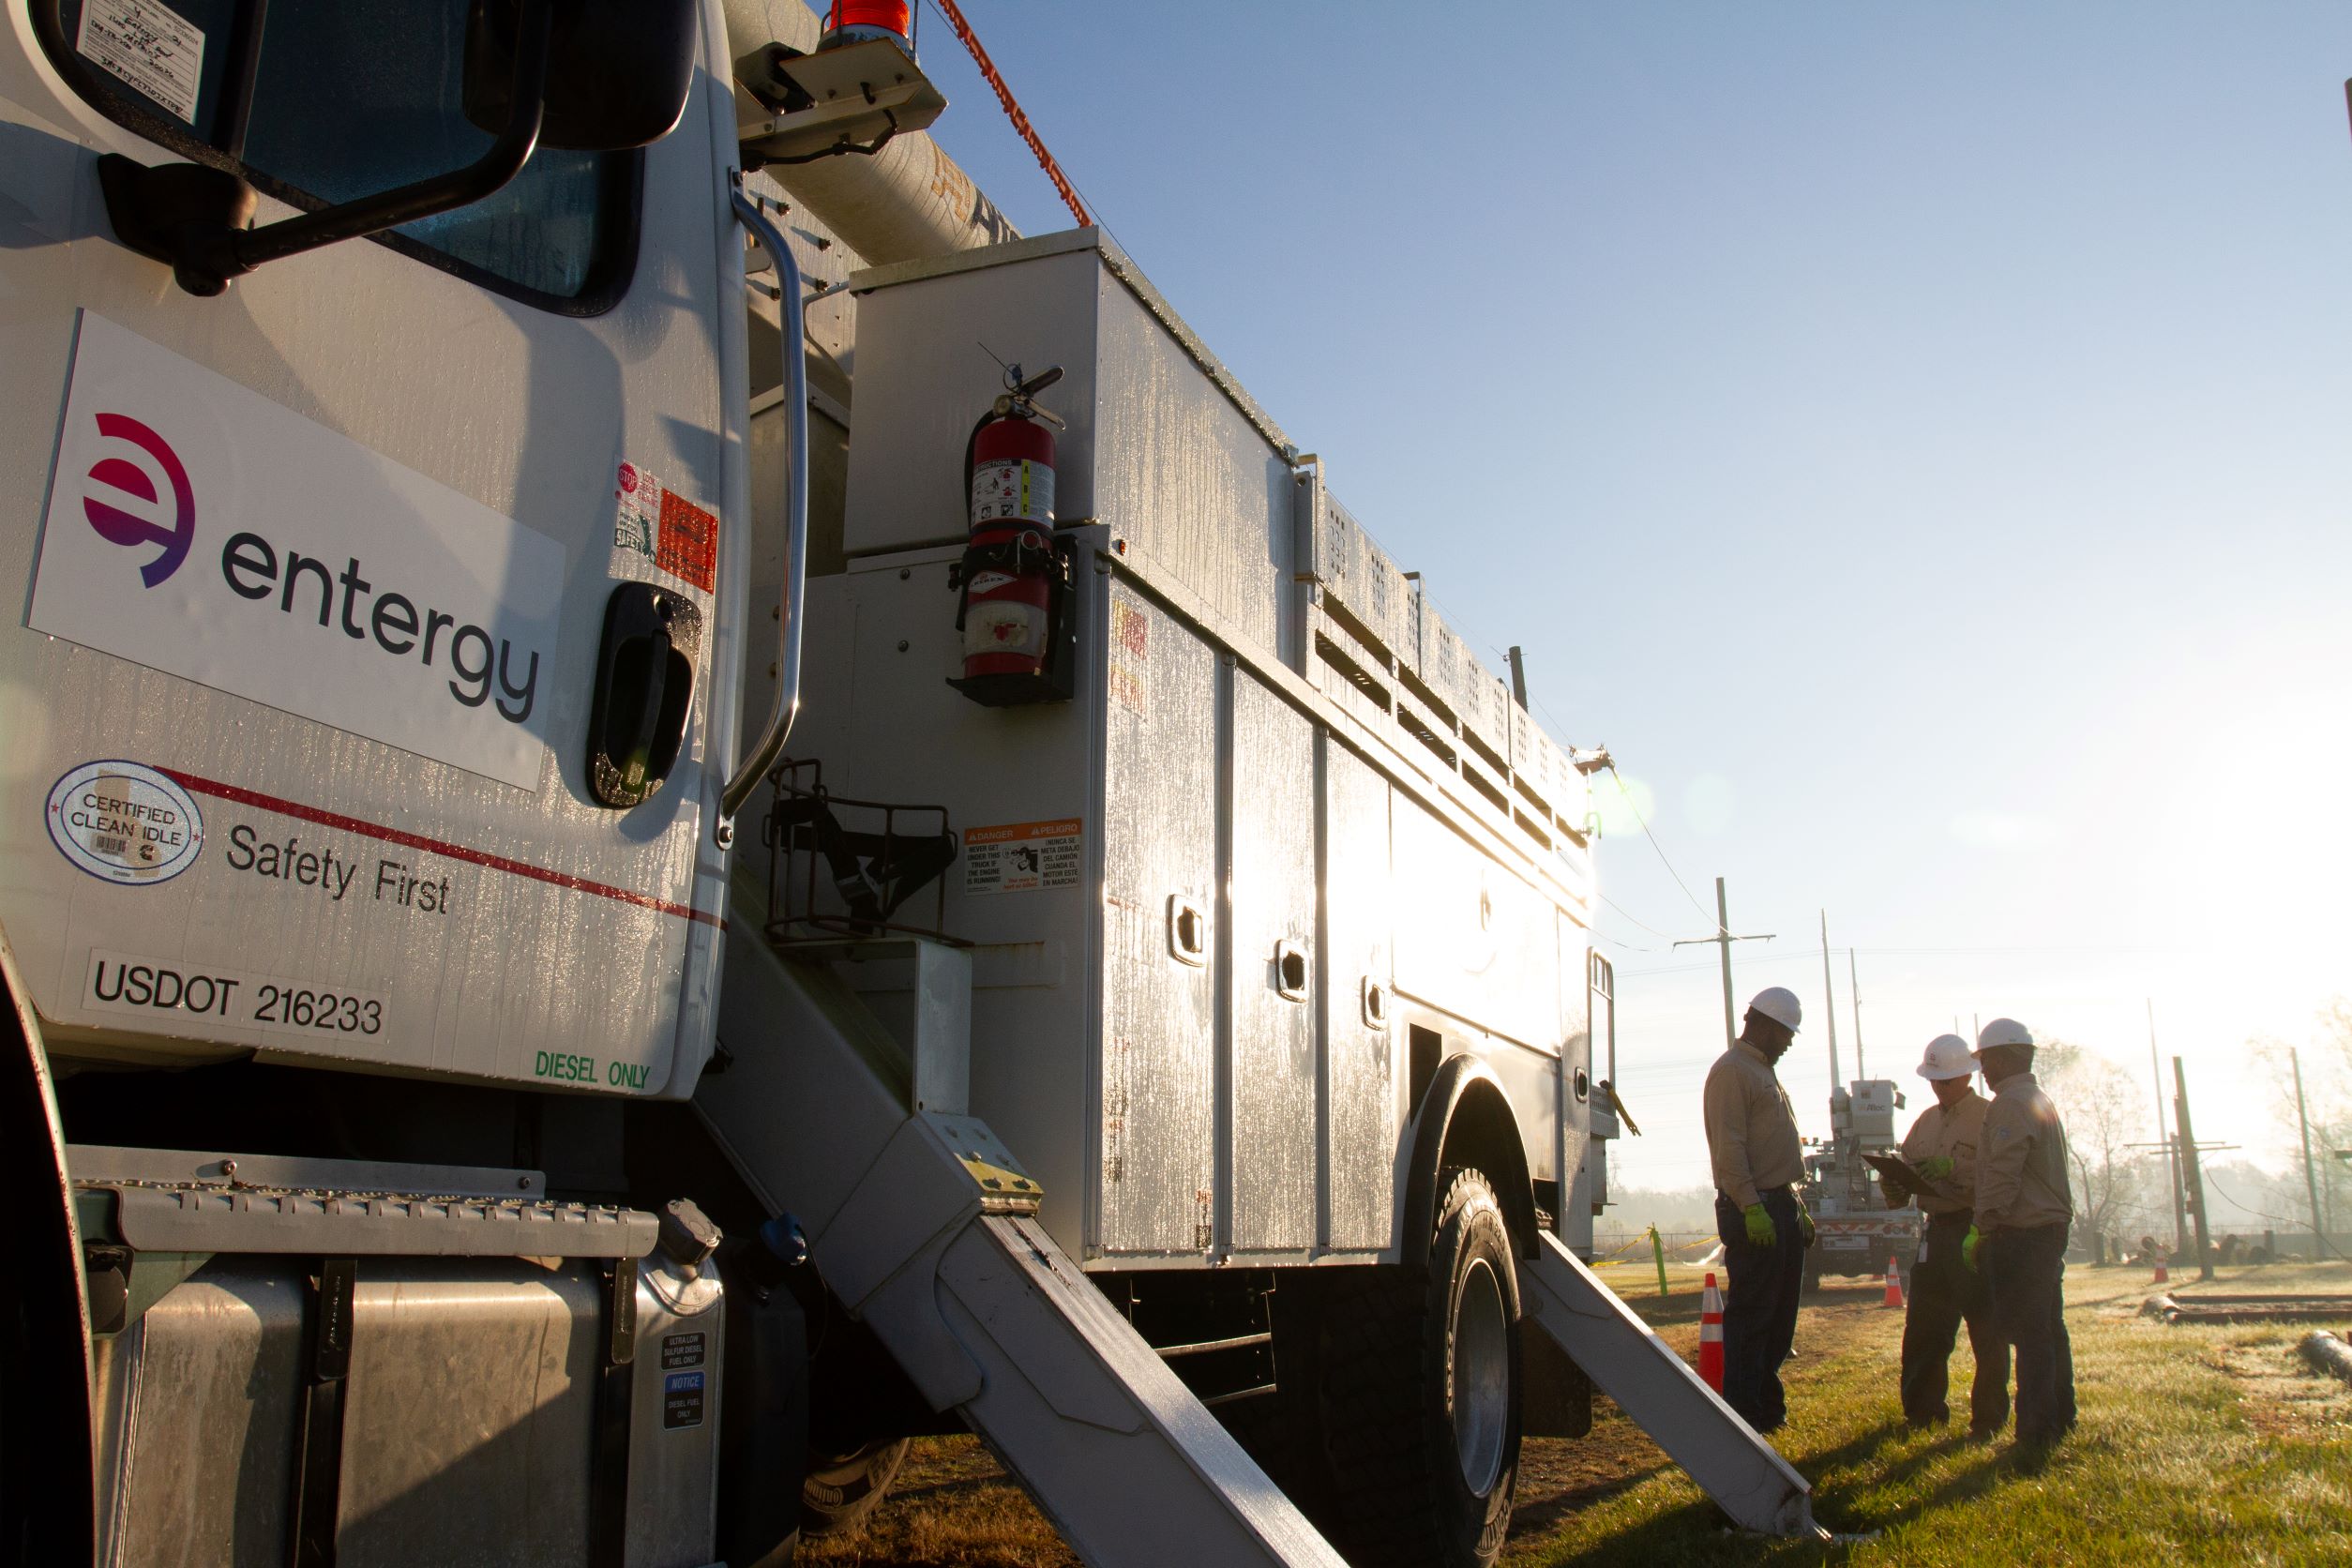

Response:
(1698, 1272), (1725, 1392)
(2153, 1256), (2168, 1285)
(1882, 1257), (1906, 1308)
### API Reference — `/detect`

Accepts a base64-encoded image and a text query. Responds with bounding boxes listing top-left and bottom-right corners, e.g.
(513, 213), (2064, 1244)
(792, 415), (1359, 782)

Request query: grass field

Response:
(801, 1259), (2352, 1567)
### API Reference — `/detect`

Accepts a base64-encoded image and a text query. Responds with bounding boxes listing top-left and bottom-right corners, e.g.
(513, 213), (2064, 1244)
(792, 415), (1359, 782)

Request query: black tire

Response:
(799, 1436), (910, 1538)
(1317, 1168), (1522, 1568)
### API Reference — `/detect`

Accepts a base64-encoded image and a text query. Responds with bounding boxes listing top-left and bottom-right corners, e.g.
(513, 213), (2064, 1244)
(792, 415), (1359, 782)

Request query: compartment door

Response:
(1322, 738), (1396, 1254)
(1097, 586), (1216, 1257)
(1226, 672), (1317, 1254)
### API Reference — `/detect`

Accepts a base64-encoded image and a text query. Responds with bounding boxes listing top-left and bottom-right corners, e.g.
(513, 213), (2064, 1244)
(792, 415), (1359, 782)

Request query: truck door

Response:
(0, 0), (747, 1097)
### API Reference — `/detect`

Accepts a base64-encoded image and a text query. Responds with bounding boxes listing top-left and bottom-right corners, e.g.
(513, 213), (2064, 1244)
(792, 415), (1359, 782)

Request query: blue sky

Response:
(901, 2), (2352, 1186)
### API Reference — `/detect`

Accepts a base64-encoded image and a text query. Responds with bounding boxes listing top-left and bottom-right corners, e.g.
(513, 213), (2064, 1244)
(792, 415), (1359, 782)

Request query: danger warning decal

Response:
(964, 819), (1081, 895)
(614, 462), (718, 594)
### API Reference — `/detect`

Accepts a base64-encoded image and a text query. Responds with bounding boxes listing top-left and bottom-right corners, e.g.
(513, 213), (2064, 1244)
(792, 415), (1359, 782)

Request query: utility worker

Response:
(1885, 1033), (2008, 1436)
(1963, 1018), (2077, 1447)
(1703, 986), (1815, 1434)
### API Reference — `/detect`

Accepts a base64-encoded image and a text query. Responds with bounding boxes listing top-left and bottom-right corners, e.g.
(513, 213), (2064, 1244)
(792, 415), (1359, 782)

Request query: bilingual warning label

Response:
(964, 819), (1081, 895)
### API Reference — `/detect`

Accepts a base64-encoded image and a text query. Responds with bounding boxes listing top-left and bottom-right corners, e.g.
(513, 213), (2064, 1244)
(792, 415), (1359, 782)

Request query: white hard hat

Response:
(1976, 1017), (2034, 1054)
(1748, 987), (1802, 1032)
(1917, 1033), (1974, 1080)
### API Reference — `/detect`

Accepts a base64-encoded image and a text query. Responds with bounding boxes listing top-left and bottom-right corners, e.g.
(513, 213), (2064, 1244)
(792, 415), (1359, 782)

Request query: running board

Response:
(697, 918), (1346, 1568)
(1519, 1232), (1822, 1538)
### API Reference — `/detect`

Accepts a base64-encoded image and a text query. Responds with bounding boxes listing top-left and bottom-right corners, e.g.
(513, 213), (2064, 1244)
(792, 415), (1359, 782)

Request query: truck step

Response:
(698, 911), (1345, 1568)
(1519, 1231), (1822, 1539)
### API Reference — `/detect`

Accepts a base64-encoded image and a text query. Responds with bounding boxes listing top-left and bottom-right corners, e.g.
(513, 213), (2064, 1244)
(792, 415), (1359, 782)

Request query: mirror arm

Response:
(233, 0), (554, 275)
(96, 0), (553, 295)
(716, 188), (808, 846)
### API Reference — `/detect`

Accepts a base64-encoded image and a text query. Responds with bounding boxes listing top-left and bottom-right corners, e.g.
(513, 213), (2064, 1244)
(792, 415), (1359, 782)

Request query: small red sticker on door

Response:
(614, 461), (718, 595)
(656, 490), (718, 593)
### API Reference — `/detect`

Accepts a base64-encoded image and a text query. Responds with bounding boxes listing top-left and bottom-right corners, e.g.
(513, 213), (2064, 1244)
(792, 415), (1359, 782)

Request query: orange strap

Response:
(928, 0), (1091, 229)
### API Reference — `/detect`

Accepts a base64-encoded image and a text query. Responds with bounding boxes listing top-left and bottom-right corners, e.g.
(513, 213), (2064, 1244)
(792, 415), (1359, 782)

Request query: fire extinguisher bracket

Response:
(946, 533), (1078, 708)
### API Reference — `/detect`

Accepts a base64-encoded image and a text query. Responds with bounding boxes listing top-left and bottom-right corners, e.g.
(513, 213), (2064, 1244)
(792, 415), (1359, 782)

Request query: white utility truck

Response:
(0, 2), (1817, 1564)
(1801, 1078), (1923, 1289)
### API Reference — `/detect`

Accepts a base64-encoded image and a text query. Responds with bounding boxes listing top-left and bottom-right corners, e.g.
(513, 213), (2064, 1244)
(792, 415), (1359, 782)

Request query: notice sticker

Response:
(964, 819), (1081, 895)
(78, 0), (204, 124)
(613, 462), (718, 594)
(662, 1370), (706, 1430)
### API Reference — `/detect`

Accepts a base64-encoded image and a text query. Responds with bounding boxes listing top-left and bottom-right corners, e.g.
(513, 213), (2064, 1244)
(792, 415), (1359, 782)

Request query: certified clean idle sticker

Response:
(46, 761), (204, 884)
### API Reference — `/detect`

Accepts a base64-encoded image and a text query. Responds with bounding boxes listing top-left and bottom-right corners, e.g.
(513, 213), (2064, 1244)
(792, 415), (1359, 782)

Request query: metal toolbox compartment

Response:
(786, 549), (1585, 1268)
(791, 233), (1597, 1268)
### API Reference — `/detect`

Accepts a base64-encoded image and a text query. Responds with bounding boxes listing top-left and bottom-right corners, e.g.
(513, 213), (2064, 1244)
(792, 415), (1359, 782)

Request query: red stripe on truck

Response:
(162, 768), (724, 928)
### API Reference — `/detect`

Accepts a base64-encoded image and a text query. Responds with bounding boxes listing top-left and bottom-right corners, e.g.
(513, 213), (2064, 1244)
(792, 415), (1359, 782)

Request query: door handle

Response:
(1168, 896), (1207, 967)
(587, 582), (701, 807)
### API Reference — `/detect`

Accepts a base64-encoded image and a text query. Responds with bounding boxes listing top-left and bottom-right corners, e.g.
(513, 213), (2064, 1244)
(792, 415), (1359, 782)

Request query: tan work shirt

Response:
(1899, 1090), (1988, 1218)
(1974, 1072), (2073, 1232)
(1703, 1040), (1804, 1209)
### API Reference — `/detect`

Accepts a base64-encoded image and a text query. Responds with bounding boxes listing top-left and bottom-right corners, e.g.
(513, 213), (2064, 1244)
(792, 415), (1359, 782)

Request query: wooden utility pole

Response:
(1672, 879), (1772, 1052)
(2174, 1056), (2215, 1283)
(2295, 1048), (2330, 1259)
(2148, 1002), (2188, 1259)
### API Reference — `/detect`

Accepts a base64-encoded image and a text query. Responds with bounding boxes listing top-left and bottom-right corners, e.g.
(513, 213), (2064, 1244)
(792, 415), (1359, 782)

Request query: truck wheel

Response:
(800, 1437), (910, 1537)
(1318, 1168), (1521, 1568)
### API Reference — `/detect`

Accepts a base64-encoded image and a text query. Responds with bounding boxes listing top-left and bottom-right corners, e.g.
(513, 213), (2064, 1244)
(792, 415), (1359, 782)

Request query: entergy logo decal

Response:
(82, 412), (195, 586)
(28, 314), (565, 791)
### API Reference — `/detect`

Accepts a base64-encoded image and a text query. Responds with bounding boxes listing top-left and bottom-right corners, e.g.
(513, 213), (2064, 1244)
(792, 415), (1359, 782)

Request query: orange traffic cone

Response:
(1698, 1272), (1725, 1392)
(2153, 1256), (2169, 1285)
(1882, 1258), (1906, 1308)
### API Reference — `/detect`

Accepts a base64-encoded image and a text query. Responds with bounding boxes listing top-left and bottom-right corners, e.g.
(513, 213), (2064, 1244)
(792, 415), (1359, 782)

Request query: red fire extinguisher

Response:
(953, 364), (1068, 702)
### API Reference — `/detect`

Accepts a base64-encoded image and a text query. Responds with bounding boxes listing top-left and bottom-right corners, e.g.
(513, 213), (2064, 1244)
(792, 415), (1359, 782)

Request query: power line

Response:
(2204, 1170), (2309, 1232)
(1606, 764), (1717, 931)
(1616, 943), (2194, 979)
(1595, 891), (1681, 942)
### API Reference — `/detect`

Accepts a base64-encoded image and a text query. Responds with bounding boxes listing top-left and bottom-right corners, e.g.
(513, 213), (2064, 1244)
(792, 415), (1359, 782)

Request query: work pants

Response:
(1985, 1221), (2075, 1444)
(1714, 1187), (1805, 1435)
(1901, 1214), (2009, 1433)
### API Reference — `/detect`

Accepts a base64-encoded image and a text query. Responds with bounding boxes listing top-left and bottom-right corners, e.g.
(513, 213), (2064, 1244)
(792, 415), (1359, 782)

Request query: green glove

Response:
(1743, 1202), (1776, 1248)
(1961, 1225), (1982, 1273)
(1794, 1197), (1817, 1246)
(1916, 1155), (1956, 1184)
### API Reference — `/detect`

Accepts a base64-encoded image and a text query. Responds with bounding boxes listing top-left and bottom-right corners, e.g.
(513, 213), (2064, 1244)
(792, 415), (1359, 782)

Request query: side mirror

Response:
(464, 0), (699, 152)
(98, 0), (698, 295)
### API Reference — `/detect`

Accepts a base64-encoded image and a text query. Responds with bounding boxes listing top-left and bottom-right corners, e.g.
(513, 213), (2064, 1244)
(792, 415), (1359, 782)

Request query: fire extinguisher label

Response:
(971, 459), (1056, 525)
(966, 599), (1045, 658)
